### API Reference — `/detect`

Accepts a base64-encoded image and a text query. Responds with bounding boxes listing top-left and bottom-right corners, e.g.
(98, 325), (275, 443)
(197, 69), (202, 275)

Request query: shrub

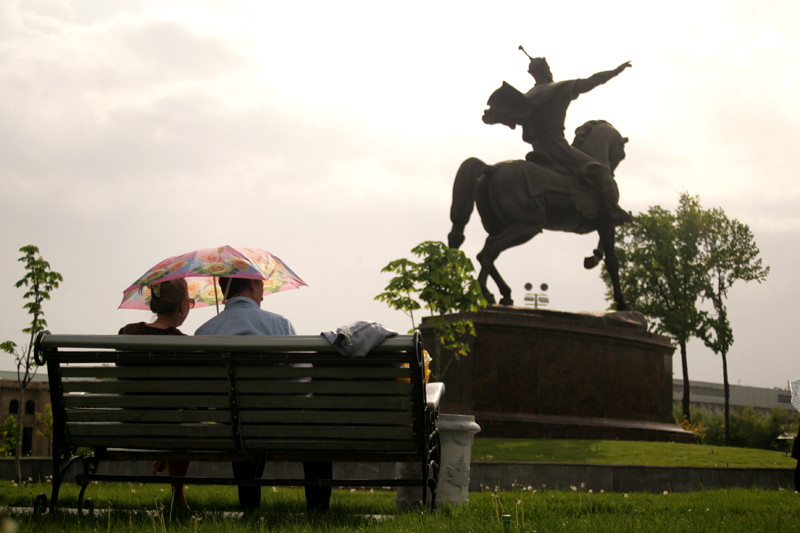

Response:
(0, 416), (17, 456)
(676, 404), (798, 450)
(703, 414), (725, 445)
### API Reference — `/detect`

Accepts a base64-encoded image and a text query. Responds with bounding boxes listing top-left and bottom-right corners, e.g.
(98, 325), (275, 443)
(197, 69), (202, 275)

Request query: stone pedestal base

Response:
(421, 307), (694, 443)
(395, 414), (481, 511)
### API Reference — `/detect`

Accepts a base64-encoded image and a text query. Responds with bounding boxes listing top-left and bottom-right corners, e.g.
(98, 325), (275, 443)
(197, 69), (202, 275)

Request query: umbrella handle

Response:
(213, 278), (220, 315)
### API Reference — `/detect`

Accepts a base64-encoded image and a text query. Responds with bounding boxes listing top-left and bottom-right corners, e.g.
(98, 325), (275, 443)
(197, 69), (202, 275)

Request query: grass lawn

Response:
(2, 481), (799, 532)
(471, 438), (797, 468)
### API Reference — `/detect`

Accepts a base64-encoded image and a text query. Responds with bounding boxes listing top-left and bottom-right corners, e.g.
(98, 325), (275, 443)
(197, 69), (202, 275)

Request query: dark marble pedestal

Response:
(420, 307), (694, 443)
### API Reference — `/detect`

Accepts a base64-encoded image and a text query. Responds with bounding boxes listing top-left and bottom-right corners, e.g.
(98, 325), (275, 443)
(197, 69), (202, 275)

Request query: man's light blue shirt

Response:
(194, 296), (296, 336)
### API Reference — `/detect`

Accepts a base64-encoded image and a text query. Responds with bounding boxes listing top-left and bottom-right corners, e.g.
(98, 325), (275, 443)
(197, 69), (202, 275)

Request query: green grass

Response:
(471, 438), (797, 468)
(2, 481), (799, 532)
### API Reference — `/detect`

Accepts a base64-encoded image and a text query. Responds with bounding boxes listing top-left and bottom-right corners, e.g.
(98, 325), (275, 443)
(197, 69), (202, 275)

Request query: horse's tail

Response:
(448, 157), (490, 249)
(584, 238), (604, 269)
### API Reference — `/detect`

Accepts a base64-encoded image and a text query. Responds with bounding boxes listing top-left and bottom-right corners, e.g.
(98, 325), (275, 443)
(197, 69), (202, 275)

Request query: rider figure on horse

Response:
(482, 50), (633, 226)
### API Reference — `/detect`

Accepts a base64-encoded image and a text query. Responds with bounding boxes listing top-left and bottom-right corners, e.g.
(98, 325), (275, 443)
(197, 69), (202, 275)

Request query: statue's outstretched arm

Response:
(573, 61), (632, 95)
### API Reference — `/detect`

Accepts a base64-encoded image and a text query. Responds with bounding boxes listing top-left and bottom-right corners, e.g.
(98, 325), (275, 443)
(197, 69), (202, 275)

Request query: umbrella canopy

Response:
(119, 246), (307, 310)
(791, 378), (800, 413)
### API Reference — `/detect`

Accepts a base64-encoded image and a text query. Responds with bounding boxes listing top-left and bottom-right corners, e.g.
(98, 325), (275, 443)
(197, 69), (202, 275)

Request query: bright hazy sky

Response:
(1, 0), (797, 390)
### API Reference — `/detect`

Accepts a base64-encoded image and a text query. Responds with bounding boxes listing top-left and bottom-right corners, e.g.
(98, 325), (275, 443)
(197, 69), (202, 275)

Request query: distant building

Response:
(0, 370), (51, 457)
(673, 380), (794, 416)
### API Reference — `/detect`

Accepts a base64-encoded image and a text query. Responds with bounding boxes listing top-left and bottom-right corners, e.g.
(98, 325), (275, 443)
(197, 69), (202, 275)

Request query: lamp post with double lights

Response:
(523, 282), (549, 309)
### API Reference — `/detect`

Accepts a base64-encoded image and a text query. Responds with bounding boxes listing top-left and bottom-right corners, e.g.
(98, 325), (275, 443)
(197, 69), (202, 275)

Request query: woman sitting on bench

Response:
(119, 278), (195, 510)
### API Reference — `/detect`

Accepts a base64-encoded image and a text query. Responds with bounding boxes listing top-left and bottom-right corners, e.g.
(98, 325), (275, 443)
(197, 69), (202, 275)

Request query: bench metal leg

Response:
(49, 440), (100, 514)
(49, 452), (81, 513)
(75, 457), (100, 513)
(427, 429), (441, 510)
(33, 493), (48, 514)
(422, 455), (428, 510)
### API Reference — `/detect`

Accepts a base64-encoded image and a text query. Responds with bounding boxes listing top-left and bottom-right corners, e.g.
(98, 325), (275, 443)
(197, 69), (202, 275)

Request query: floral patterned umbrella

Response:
(119, 246), (307, 311)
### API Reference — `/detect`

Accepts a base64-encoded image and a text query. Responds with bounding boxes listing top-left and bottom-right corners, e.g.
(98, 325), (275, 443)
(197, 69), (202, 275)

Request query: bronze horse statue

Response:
(447, 119), (631, 310)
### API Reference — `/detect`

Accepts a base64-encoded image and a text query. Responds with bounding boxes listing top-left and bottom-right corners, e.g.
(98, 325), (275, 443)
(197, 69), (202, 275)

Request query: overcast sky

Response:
(1, 0), (797, 390)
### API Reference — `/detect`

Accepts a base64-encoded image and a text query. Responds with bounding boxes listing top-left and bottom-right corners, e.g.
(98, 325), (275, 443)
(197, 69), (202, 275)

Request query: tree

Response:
(698, 208), (769, 445)
(0, 416), (17, 456)
(36, 404), (54, 442)
(603, 193), (709, 422)
(1, 245), (63, 483)
(375, 241), (486, 375)
(36, 403), (54, 457)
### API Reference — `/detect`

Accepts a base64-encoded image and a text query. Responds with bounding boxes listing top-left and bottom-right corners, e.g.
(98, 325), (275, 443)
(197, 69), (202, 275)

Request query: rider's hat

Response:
(527, 57), (551, 77)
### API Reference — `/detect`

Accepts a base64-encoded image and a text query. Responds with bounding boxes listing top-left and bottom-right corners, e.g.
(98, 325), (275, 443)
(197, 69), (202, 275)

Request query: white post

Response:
(396, 414), (481, 511)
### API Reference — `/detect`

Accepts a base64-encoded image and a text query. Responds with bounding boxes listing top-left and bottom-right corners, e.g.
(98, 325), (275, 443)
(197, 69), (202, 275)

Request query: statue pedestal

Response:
(420, 307), (694, 443)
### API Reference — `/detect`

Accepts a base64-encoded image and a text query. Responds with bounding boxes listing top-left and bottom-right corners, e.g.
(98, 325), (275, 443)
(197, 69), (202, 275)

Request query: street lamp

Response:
(523, 283), (549, 309)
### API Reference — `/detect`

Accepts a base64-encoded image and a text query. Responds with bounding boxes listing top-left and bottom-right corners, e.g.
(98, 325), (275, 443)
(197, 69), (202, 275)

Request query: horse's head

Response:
(573, 120), (628, 174)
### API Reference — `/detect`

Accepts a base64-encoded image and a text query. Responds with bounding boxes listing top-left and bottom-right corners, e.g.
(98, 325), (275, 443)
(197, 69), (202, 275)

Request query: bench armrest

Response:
(426, 382), (445, 414)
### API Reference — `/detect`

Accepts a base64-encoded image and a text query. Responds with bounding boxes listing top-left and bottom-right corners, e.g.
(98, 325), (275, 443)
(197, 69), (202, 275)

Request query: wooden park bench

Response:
(33, 331), (443, 513)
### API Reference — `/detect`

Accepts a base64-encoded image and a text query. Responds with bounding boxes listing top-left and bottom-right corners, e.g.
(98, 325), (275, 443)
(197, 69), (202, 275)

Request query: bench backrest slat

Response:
(236, 380), (412, 395)
(237, 396), (412, 410)
(240, 425), (414, 440)
(240, 411), (413, 425)
(66, 409), (232, 424)
(67, 423), (233, 439)
(61, 366), (227, 379)
(62, 380), (231, 394)
(63, 394), (230, 409)
(237, 366), (410, 379)
(243, 439), (419, 453)
(37, 334), (415, 352)
(73, 437), (237, 451)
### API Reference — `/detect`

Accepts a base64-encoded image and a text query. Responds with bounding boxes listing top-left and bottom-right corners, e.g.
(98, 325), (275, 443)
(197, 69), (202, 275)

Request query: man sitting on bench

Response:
(195, 277), (333, 512)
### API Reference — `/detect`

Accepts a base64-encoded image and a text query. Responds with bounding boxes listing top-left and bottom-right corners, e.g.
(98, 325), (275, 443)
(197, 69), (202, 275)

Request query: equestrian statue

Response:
(448, 49), (633, 310)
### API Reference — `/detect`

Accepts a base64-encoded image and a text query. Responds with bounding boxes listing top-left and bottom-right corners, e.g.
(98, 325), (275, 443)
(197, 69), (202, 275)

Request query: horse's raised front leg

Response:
(598, 224), (630, 311)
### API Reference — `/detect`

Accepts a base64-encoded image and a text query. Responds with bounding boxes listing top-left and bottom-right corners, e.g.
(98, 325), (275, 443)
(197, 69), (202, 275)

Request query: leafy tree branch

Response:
(375, 241), (486, 360)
